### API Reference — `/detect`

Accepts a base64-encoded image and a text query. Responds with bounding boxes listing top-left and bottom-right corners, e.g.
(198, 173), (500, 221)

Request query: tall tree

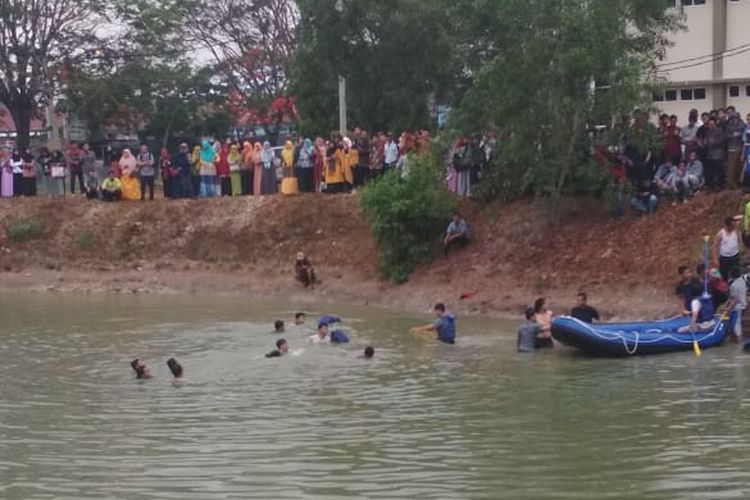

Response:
(451, 0), (680, 201)
(292, 0), (458, 135)
(0, 0), (104, 151)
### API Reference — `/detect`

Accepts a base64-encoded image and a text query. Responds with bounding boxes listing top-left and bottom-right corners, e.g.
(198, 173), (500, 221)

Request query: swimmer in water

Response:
(266, 338), (289, 358)
(309, 323), (330, 344)
(359, 346), (374, 359)
(294, 312), (306, 325)
(274, 320), (285, 333)
(130, 358), (152, 379)
(166, 357), (184, 383)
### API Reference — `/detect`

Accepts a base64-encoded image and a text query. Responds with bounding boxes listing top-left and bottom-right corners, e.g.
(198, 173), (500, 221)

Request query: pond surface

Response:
(1, 294), (749, 499)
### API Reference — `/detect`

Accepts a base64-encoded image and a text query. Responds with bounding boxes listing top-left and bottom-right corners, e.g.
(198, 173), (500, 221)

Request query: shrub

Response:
(359, 153), (457, 283)
(74, 230), (96, 249)
(5, 219), (43, 243)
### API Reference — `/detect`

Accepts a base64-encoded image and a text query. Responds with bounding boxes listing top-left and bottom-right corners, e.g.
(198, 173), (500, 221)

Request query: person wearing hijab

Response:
(212, 141), (222, 197)
(198, 139), (217, 197)
(173, 143), (192, 198)
(38, 148), (53, 196)
(119, 148), (140, 201)
(280, 140), (298, 195)
(20, 149), (37, 196)
(328, 137), (357, 193)
(191, 145), (201, 198)
(0, 149), (13, 198)
(252, 142), (263, 195)
(228, 142), (242, 196)
(296, 138), (315, 193)
(259, 141), (278, 195)
(216, 142), (231, 196)
(240, 141), (253, 196)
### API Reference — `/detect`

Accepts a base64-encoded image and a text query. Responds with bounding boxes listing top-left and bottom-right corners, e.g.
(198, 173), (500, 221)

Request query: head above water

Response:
(167, 358), (183, 378)
(294, 312), (306, 325)
(276, 338), (289, 353)
(130, 358), (148, 379)
(317, 323), (329, 337)
(274, 320), (285, 333)
(363, 346), (374, 358)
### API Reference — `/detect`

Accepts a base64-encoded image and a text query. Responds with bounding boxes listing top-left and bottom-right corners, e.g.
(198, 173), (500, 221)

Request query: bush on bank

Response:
(359, 154), (456, 283)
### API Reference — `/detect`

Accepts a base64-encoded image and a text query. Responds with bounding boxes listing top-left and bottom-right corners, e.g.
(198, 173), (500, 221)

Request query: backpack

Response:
(330, 330), (350, 344)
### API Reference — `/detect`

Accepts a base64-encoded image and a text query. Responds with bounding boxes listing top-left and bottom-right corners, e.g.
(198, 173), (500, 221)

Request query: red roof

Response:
(0, 104), (50, 133)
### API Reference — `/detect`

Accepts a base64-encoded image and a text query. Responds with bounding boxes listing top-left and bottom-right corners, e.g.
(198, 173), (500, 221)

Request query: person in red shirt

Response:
(216, 142), (231, 196)
(661, 114), (682, 166)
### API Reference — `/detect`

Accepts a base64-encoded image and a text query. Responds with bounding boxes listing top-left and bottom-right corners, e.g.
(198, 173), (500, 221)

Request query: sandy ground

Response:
(0, 191), (746, 320)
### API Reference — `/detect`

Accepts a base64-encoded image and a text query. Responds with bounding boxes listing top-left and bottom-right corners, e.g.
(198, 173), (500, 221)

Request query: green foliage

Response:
(292, 0), (459, 135)
(359, 154), (456, 283)
(74, 230), (96, 250)
(5, 219), (43, 243)
(450, 0), (681, 202)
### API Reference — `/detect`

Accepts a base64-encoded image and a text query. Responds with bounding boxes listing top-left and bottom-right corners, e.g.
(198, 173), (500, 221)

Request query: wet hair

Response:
(295, 312), (305, 321)
(533, 297), (546, 313)
(130, 358), (146, 379)
(524, 307), (535, 320)
(363, 346), (374, 358)
(678, 265), (689, 276)
(730, 267), (742, 280)
(276, 338), (287, 350)
(274, 320), (284, 331)
(577, 292), (587, 302)
(724, 216), (735, 227)
(434, 303), (446, 313)
(167, 358), (183, 378)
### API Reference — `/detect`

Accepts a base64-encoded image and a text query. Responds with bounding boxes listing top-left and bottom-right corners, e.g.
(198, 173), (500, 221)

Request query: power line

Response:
(657, 45), (750, 72)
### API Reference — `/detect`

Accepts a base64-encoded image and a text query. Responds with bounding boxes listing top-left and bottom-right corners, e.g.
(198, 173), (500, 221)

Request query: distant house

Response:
(0, 105), (50, 146)
(0, 104), (87, 149)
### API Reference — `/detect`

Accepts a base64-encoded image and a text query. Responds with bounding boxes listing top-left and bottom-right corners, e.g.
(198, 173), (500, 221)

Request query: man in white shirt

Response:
(383, 133), (399, 171)
(309, 323), (330, 344)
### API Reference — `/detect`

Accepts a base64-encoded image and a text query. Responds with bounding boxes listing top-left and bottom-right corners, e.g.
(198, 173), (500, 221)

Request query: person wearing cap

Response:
(295, 251), (317, 288)
(100, 171), (122, 202)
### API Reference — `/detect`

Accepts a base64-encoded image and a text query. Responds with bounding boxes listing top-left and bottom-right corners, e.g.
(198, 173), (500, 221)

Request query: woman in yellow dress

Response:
(119, 148), (139, 201)
(280, 140), (298, 195)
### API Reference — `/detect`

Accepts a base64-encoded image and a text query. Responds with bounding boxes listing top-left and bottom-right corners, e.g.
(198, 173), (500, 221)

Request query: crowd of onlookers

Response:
(0, 128), (435, 201)
(603, 107), (750, 217)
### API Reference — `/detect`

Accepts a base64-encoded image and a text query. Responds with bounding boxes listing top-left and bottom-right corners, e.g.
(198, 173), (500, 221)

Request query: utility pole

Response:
(338, 75), (347, 135)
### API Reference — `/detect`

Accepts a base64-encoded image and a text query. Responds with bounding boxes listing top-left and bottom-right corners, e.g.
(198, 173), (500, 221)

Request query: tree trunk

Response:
(8, 101), (33, 152)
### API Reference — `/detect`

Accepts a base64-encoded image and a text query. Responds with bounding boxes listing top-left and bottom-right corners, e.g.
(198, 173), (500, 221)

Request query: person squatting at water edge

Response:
(410, 303), (457, 345)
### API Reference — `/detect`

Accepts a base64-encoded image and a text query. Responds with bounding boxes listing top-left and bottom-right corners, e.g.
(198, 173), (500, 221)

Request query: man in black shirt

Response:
(571, 292), (600, 323)
(266, 339), (289, 358)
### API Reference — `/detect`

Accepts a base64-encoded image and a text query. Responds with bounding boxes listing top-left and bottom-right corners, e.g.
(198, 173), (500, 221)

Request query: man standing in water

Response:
(517, 308), (541, 353)
(410, 303), (457, 345)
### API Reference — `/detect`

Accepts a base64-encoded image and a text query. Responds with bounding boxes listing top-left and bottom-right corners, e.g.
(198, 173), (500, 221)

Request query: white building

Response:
(655, 0), (750, 119)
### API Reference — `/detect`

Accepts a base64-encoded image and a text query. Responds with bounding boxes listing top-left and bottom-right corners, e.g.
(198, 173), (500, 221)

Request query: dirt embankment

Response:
(0, 191), (744, 319)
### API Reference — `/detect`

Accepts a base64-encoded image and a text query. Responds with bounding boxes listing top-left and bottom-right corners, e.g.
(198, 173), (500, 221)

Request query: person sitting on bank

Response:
(100, 171), (122, 202)
(570, 292), (600, 323)
(295, 251), (317, 288)
(274, 320), (285, 333)
(517, 307), (541, 353)
(444, 213), (470, 256)
(130, 358), (152, 379)
(410, 303), (457, 345)
(532, 297), (554, 348)
(266, 338), (289, 358)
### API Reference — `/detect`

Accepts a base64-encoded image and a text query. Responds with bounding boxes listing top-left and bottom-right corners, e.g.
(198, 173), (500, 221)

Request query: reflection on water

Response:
(1, 294), (750, 499)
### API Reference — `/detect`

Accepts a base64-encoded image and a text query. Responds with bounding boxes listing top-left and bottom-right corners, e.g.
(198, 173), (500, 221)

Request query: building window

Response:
(681, 89), (693, 100)
(665, 90), (677, 101)
(729, 85), (740, 98)
(681, 0), (706, 5)
(745, 85), (750, 97)
(653, 91), (665, 102)
(694, 88), (706, 100)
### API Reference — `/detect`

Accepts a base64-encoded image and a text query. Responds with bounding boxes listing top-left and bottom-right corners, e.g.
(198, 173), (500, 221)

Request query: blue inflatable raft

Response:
(551, 315), (730, 356)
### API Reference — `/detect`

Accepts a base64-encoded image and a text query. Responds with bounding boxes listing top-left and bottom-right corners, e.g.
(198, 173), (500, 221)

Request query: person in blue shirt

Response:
(443, 214), (470, 256)
(411, 303), (457, 345)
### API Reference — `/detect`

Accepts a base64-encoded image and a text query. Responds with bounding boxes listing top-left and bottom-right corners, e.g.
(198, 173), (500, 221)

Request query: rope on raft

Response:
(565, 315), (726, 356)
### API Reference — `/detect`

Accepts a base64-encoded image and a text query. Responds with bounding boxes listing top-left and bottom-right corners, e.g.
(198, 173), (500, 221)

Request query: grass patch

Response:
(5, 219), (44, 243)
(74, 230), (96, 250)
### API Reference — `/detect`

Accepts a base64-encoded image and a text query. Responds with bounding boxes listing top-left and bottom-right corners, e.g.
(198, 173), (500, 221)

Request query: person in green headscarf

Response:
(199, 139), (216, 197)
